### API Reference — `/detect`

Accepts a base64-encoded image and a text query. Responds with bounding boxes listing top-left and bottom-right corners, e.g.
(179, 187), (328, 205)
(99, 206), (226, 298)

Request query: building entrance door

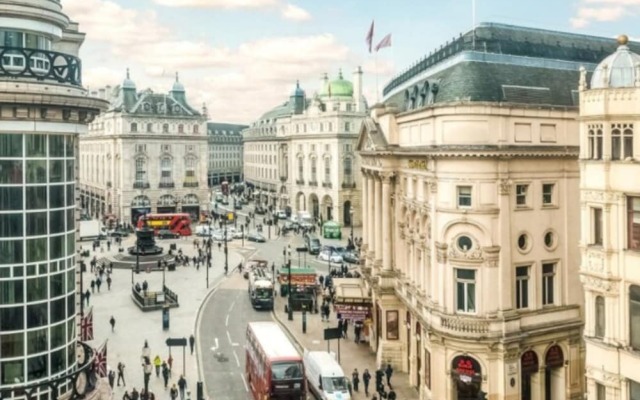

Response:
(544, 345), (564, 400)
(521, 350), (539, 400)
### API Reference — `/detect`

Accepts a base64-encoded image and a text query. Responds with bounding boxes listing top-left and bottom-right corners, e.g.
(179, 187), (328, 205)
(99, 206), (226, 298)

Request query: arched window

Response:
(146, 123), (153, 133)
(193, 125), (199, 134)
(131, 123), (138, 133)
(178, 124), (184, 134)
(162, 124), (169, 133)
(623, 128), (634, 159)
(135, 158), (146, 183)
(630, 285), (640, 349)
(595, 296), (605, 338)
(612, 128), (621, 160)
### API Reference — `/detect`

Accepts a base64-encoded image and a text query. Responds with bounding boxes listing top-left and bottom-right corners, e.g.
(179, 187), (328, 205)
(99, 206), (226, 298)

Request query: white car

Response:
(211, 231), (232, 242)
(232, 230), (245, 239)
(318, 251), (343, 264)
(275, 210), (287, 219)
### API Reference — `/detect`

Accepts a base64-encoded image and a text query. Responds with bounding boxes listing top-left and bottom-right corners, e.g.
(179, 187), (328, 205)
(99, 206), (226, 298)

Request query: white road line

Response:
(229, 300), (236, 312)
(227, 330), (233, 344)
(233, 350), (240, 367)
(240, 373), (249, 392)
(225, 314), (229, 327)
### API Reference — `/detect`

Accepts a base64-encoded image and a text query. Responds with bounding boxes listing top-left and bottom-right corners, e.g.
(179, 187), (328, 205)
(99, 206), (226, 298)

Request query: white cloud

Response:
(152, 0), (278, 8)
(281, 4), (311, 21)
(571, 0), (637, 27)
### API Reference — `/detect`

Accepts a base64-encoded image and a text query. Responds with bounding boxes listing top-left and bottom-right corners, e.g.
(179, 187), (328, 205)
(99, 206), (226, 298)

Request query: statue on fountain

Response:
(128, 216), (163, 256)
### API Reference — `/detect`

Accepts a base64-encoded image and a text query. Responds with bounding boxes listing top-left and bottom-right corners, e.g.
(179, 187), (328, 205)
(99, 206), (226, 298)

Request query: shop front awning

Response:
(332, 278), (372, 320)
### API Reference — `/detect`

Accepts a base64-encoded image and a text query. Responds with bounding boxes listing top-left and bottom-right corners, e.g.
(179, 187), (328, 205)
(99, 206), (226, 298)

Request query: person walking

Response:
(108, 369), (115, 388)
(84, 289), (91, 307)
(387, 388), (397, 400)
(177, 375), (187, 400)
(107, 275), (112, 290)
(90, 279), (95, 293)
(189, 334), (195, 355)
(96, 277), (101, 292)
(362, 369), (371, 397)
(385, 363), (394, 388)
(131, 388), (139, 400)
(169, 384), (178, 400)
(122, 391), (131, 400)
(161, 362), (170, 388)
(352, 369), (360, 392)
(109, 315), (116, 332)
(167, 354), (173, 376)
(153, 355), (162, 377)
(117, 362), (126, 386)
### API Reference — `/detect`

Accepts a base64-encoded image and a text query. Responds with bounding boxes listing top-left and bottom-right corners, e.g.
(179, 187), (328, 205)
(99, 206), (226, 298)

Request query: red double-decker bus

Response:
(137, 213), (192, 236)
(246, 322), (306, 400)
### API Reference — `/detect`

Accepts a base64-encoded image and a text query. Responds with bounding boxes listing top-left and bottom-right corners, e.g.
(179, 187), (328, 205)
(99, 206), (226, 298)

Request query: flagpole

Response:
(375, 51), (380, 104)
(472, 0), (476, 50)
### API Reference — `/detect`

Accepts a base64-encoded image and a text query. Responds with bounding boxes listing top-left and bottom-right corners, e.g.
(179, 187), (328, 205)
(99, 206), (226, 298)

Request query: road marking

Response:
(228, 300), (236, 312)
(225, 314), (229, 327)
(240, 373), (249, 392)
(210, 338), (219, 352)
(227, 330), (239, 346)
(233, 350), (240, 367)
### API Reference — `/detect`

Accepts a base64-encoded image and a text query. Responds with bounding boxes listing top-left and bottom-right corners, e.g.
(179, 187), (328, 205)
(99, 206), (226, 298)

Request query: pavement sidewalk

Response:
(271, 292), (416, 399)
(81, 234), (243, 400)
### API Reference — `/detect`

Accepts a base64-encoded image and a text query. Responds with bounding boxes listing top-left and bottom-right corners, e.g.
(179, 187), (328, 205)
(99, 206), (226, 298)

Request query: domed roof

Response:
(319, 69), (353, 97)
(292, 80), (304, 96)
(172, 72), (185, 92)
(123, 68), (136, 90)
(591, 35), (640, 89)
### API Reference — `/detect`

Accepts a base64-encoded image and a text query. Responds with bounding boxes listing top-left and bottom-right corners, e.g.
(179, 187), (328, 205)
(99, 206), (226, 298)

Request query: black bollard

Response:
(302, 310), (307, 334)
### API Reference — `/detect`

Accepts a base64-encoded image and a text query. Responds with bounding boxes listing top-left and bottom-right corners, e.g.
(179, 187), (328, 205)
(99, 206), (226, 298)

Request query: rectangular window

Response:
(516, 184), (528, 207)
(631, 379), (640, 400)
(588, 126), (603, 160)
(457, 186), (472, 208)
(595, 296), (605, 338)
(542, 183), (555, 206)
(455, 269), (476, 313)
(542, 263), (556, 306)
(515, 266), (529, 309)
(345, 122), (351, 132)
(612, 128), (622, 160)
(593, 208), (603, 246)
(628, 197), (640, 250)
(324, 160), (330, 182)
(596, 383), (606, 400)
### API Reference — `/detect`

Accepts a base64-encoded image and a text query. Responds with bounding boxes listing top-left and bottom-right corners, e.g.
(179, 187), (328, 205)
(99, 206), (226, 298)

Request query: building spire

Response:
(175, 72), (179, 83)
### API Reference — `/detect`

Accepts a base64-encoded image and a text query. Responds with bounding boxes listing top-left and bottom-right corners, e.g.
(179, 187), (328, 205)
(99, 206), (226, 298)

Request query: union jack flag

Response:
(81, 308), (94, 341)
(93, 341), (108, 378)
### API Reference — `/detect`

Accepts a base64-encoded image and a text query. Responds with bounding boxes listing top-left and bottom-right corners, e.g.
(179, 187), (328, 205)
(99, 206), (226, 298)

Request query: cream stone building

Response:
(579, 36), (640, 400)
(357, 23), (631, 400)
(206, 123), (246, 186)
(79, 73), (209, 224)
(243, 68), (366, 226)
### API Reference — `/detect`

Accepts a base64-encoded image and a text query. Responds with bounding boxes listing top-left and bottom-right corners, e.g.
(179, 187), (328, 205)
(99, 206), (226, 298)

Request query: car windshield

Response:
(321, 376), (348, 392)
(310, 239), (320, 247)
(255, 288), (272, 299)
(271, 362), (303, 381)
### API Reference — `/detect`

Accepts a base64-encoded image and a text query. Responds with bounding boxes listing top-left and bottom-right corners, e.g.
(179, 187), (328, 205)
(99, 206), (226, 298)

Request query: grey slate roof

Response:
(383, 22), (638, 110)
(107, 86), (201, 116)
(207, 122), (248, 136)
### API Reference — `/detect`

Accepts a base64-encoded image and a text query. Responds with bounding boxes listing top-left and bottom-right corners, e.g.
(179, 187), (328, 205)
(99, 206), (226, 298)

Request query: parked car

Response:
(254, 206), (267, 215)
(234, 202), (243, 210)
(109, 230), (129, 238)
(232, 230), (245, 239)
(247, 232), (266, 243)
(211, 231), (232, 242)
(157, 229), (179, 239)
(318, 250), (343, 264)
(342, 251), (360, 264)
(275, 210), (287, 219)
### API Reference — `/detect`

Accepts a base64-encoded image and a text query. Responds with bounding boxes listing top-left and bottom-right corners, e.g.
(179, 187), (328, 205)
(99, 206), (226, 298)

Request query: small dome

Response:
(591, 35), (640, 89)
(123, 68), (136, 90)
(172, 72), (185, 92)
(319, 69), (353, 97)
(292, 80), (304, 96)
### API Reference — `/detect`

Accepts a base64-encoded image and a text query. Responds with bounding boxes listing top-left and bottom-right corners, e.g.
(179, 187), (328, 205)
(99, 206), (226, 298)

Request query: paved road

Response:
(199, 274), (272, 400)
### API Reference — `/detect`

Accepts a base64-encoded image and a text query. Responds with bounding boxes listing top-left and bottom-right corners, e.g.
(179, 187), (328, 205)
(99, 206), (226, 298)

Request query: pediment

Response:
(356, 117), (388, 152)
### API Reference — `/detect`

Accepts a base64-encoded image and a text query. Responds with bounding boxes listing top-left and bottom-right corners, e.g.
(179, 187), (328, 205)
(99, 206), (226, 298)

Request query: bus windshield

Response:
(255, 288), (272, 299)
(271, 362), (303, 380)
(322, 376), (348, 392)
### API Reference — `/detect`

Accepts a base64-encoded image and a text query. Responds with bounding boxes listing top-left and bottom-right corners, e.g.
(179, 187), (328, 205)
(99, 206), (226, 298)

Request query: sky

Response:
(61, 0), (639, 124)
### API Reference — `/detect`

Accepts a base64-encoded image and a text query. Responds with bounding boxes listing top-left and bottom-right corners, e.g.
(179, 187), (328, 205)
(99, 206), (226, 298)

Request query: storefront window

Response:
(49, 160), (64, 182)
(26, 160), (47, 183)
(50, 297), (66, 323)
(50, 210), (65, 234)
(0, 280), (23, 304)
(0, 240), (23, 264)
(49, 135), (65, 157)
(0, 160), (23, 183)
(27, 277), (47, 302)
(51, 348), (66, 374)
(49, 234), (65, 259)
(26, 303), (48, 328)
(26, 134), (47, 157)
(1, 360), (24, 385)
(0, 306), (24, 330)
(50, 184), (65, 208)
(27, 354), (47, 380)
(27, 238), (47, 263)
(0, 134), (22, 157)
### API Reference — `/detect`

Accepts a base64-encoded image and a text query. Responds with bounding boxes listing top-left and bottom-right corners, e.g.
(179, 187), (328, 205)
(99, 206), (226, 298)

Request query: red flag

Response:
(81, 308), (94, 341)
(375, 33), (392, 52)
(93, 342), (108, 378)
(366, 20), (374, 53)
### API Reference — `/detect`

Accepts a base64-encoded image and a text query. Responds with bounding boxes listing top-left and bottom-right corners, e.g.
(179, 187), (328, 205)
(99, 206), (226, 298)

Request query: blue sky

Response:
(62, 0), (637, 123)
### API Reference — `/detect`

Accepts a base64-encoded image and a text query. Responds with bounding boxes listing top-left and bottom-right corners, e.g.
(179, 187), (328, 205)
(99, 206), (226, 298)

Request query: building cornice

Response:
(360, 145), (579, 159)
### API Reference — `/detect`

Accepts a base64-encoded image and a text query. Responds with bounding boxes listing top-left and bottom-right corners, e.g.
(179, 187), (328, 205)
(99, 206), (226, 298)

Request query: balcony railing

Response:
(342, 182), (356, 189)
(0, 47), (82, 86)
(296, 179), (305, 185)
(159, 182), (175, 189)
(133, 181), (150, 189)
(280, 176), (287, 182)
(183, 181), (199, 188)
(309, 181), (318, 187)
(322, 182), (332, 189)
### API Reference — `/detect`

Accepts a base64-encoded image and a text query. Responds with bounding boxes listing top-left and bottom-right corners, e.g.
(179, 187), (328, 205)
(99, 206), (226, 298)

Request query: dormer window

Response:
(178, 124), (184, 134)
(147, 123), (153, 133)
(193, 125), (199, 134)
(131, 123), (138, 133)
(143, 103), (151, 112)
(162, 124), (169, 133)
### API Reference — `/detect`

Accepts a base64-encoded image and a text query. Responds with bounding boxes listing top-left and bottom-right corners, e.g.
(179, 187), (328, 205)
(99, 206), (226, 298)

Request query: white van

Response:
(303, 350), (351, 400)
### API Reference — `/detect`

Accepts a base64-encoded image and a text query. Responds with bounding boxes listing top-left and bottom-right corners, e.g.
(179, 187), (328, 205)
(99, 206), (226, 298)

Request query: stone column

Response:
(381, 173), (394, 270)
(361, 171), (369, 250)
(374, 175), (382, 261)
(368, 172), (376, 256)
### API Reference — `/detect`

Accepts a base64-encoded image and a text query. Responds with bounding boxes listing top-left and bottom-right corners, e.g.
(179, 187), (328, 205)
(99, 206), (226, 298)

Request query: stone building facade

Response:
(578, 35), (640, 400)
(243, 68), (366, 226)
(357, 23), (635, 400)
(79, 73), (209, 224)
(207, 122), (246, 186)
(0, 0), (108, 398)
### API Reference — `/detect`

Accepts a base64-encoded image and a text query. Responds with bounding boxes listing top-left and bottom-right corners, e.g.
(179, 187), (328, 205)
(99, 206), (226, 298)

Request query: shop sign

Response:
(278, 274), (316, 286)
(452, 355), (481, 378)
(520, 350), (539, 375)
(334, 304), (371, 320)
(545, 345), (564, 368)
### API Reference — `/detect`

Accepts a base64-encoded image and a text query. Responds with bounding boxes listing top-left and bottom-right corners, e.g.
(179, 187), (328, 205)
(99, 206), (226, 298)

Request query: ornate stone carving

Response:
(427, 179), (438, 194)
(499, 179), (512, 195)
(583, 190), (605, 202)
(361, 157), (382, 167)
(580, 275), (618, 295)
(448, 246), (484, 262)
(380, 171), (396, 184)
(584, 249), (605, 274)
(435, 242), (448, 263)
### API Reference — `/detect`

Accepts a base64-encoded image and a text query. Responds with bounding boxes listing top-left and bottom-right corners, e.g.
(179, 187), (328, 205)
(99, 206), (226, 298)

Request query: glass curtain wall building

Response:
(0, 0), (108, 398)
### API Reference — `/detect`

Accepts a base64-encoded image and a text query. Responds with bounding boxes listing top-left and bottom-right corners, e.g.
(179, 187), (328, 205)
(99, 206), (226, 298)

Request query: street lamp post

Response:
(224, 213), (229, 275)
(349, 209), (354, 246)
(287, 256), (293, 321)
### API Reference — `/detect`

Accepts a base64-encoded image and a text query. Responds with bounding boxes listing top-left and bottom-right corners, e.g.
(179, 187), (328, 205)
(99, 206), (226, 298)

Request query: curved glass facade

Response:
(0, 133), (77, 387)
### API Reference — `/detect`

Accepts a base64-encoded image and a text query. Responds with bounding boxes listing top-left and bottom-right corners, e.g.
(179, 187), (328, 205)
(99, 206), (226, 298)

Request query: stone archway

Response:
(157, 194), (176, 214)
(181, 194), (200, 222)
(296, 192), (306, 212)
(343, 200), (352, 226)
(322, 194), (333, 221)
(309, 193), (319, 219)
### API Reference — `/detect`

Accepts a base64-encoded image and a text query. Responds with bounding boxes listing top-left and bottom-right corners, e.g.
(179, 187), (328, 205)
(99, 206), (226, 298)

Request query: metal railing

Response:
(183, 181), (199, 188)
(133, 181), (150, 189)
(0, 46), (82, 86)
(159, 182), (175, 189)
